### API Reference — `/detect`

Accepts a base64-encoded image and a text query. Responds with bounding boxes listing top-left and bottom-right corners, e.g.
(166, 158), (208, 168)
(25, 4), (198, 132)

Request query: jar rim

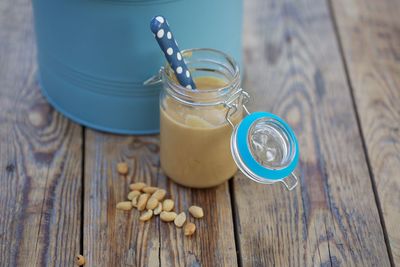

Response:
(161, 48), (241, 105)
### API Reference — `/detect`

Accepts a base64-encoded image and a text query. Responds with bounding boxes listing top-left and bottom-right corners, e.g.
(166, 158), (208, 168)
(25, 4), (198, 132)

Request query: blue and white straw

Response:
(150, 15), (196, 90)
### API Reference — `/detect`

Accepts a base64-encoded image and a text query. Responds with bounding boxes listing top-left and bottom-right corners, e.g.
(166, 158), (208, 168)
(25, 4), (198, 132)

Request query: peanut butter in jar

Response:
(160, 76), (242, 188)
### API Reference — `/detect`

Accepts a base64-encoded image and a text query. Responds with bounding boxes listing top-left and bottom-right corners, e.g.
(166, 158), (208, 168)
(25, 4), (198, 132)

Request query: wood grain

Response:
(158, 171), (237, 267)
(3, 0), (398, 265)
(0, 0), (83, 266)
(232, 0), (391, 266)
(83, 133), (237, 267)
(331, 0), (400, 264)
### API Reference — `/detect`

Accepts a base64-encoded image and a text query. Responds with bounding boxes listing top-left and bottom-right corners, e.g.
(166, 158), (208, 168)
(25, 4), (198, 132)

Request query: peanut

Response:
(139, 210), (153, 221)
(189, 206), (204, 218)
(129, 182), (146, 191)
(154, 202), (162, 215)
(117, 162), (128, 175)
(151, 189), (166, 201)
(184, 222), (196, 236)
(76, 254), (85, 266)
(142, 186), (158, 194)
(131, 195), (139, 208)
(137, 193), (150, 211)
(162, 199), (174, 212)
(146, 197), (159, 210)
(174, 212), (186, 228)
(116, 201), (133, 211)
(160, 211), (177, 222)
(127, 190), (141, 200)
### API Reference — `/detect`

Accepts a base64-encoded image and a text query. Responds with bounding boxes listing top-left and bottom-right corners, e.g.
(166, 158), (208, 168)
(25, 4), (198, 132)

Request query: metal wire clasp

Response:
(143, 67), (163, 86)
(224, 89), (251, 128)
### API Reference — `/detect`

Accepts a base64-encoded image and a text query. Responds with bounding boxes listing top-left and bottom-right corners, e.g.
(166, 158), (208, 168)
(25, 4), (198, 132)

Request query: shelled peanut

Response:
(146, 197), (159, 210)
(162, 199), (174, 212)
(117, 162), (129, 175)
(139, 210), (153, 221)
(76, 255), (85, 266)
(184, 223), (196, 236)
(115, 164), (203, 237)
(160, 211), (177, 222)
(116, 201), (133, 211)
(137, 193), (150, 211)
(174, 212), (186, 228)
(127, 190), (141, 200)
(154, 203), (162, 215)
(189, 206), (204, 218)
(129, 182), (146, 191)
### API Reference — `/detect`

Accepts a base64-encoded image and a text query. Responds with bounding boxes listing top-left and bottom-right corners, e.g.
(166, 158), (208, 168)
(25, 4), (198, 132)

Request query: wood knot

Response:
(28, 111), (44, 127)
(28, 103), (51, 127)
(6, 164), (15, 173)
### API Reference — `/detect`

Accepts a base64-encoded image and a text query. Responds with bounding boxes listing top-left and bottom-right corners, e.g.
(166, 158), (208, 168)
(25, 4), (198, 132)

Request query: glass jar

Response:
(159, 48), (242, 188)
(158, 48), (299, 189)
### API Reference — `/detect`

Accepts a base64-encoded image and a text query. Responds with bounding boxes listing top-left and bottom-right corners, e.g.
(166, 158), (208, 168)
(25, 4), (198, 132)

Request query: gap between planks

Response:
(229, 179), (243, 267)
(80, 127), (86, 256)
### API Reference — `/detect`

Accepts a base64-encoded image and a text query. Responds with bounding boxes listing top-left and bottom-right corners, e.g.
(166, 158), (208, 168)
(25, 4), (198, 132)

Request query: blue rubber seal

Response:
(236, 112), (299, 180)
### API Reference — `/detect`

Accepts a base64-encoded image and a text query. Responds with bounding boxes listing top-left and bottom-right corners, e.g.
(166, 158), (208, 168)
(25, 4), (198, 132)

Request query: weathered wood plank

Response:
(158, 172), (237, 267)
(83, 134), (160, 267)
(232, 0), (391, 266)
(0, 0), (83, 266)
(331, 0), (400, 263)
(83, 133), (237, 267)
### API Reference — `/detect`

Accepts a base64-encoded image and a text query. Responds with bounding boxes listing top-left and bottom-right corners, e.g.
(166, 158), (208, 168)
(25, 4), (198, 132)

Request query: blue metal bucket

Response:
(32, 0), (243, 134)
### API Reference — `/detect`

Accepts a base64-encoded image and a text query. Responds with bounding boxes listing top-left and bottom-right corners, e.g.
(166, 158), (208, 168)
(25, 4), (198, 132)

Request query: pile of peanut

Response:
(116, 162), (203, 236)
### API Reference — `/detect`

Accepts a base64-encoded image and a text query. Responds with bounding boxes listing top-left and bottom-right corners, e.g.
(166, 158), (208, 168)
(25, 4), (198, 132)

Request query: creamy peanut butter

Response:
(160, 77), (241, 188)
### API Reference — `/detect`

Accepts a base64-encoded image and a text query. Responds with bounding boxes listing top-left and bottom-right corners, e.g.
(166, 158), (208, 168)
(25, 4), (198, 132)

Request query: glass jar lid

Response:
(230, 111), (299, 190)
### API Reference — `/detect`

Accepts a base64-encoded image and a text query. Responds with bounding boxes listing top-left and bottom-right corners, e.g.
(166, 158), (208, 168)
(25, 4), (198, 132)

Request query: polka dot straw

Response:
(150, 15), (197, 90)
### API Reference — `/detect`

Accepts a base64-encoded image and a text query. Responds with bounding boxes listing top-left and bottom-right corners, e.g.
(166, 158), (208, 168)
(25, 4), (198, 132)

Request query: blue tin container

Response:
(32, 0), (243, 134)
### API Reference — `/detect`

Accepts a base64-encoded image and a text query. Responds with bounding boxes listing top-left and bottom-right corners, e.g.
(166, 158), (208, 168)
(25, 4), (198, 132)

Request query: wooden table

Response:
(1, 0), (399, 266)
